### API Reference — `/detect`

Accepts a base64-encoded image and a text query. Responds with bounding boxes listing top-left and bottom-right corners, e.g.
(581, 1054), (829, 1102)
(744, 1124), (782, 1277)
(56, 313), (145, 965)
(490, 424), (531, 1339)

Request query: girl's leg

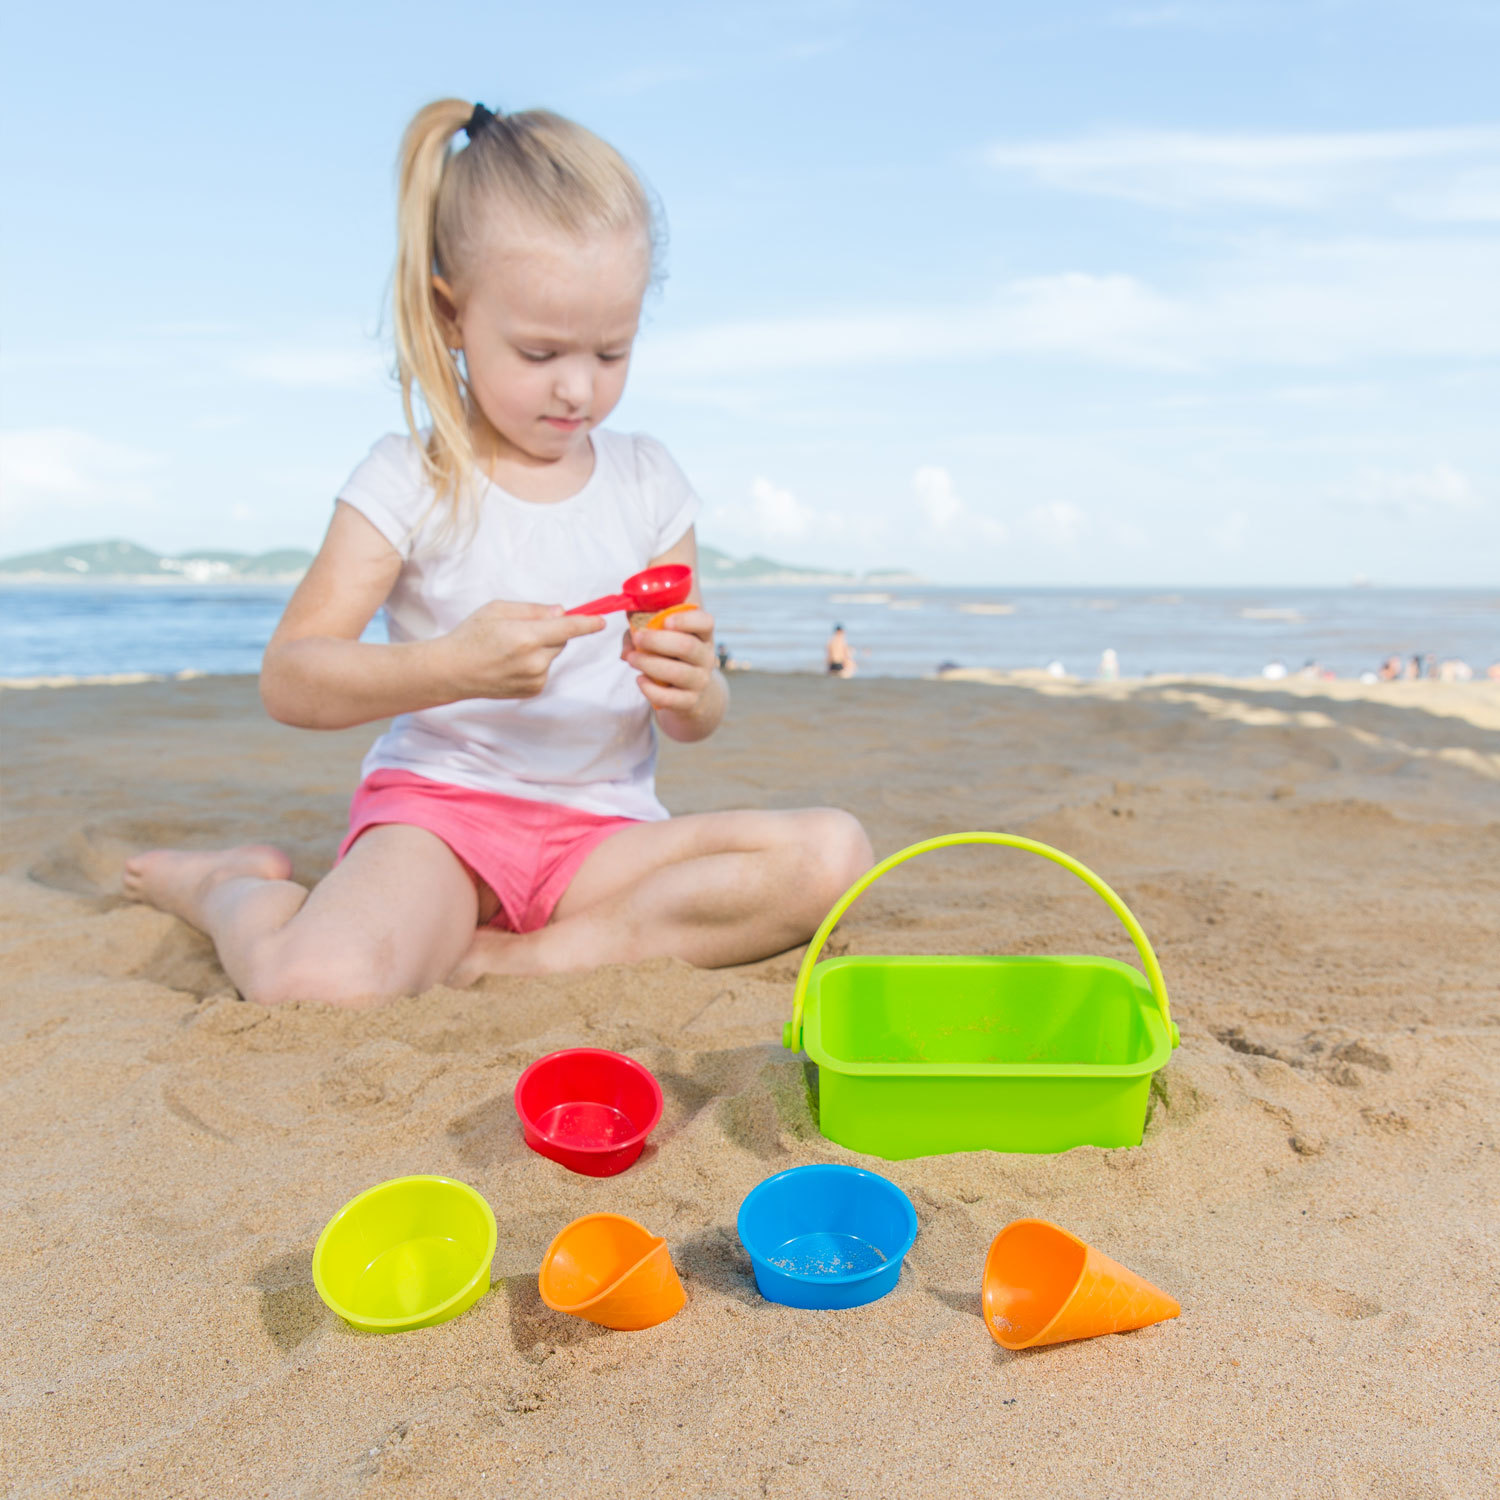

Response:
(451, 807), (872, 982)
(123, 825), (482, 1006)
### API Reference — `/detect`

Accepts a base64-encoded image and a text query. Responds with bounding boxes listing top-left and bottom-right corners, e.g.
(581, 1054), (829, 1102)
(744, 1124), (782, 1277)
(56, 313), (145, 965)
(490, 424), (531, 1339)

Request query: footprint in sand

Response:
(1303, 1283), (1384, 1321)
(319, 1039), (446, 1110)
(28, 824), (140, 902)
(447, 1092), (533, 1169)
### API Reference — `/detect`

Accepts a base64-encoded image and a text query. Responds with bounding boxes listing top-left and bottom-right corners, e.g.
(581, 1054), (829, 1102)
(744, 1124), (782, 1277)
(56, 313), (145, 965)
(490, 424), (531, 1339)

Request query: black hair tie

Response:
(464, 103), (497, 140)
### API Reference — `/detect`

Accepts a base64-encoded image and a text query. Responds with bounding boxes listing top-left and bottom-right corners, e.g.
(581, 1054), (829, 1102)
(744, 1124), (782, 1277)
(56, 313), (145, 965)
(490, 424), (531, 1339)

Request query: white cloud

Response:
(598, 61), (706, 97)
(1, 332), (393, 394)
(1001, 272), (1179, 365)
(635, 235), (1500, 379)
(913, 466), (1007, 545)
(238, 344), (390, 389)
(915, 466), (962, 530)
(706, 475), (846, 551)
(0, 427), (163, 528)
(1332, 463), (1484, 521)
(639, 272), (1180, 376)
(1396, 167), (1500, 224)
(1024, 501), (1088, 548)
(983, 126), (1500, 215)
(749, 475), (818, 539)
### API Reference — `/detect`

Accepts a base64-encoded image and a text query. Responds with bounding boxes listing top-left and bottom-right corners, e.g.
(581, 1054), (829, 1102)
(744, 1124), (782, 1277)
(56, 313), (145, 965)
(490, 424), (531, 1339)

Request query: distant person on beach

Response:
(1099, 648), (1120, 681)
(1378, 655), (1402, 682)
(123, 98), (872, 1005)
(826, 624), (856, 678)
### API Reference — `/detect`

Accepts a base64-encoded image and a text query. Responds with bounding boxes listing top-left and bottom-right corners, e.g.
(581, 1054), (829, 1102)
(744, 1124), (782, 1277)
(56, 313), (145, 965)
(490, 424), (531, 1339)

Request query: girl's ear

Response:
(432, 276), (462, 350)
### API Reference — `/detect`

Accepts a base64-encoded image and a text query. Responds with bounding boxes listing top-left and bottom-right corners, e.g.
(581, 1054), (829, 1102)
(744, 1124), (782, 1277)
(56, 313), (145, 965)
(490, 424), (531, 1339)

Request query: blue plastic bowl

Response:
(736, 1164), (918, 1310)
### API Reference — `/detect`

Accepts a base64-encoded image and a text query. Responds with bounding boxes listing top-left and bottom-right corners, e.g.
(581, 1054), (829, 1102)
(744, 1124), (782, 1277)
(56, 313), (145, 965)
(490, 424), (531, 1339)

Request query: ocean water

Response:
(2, 581), (1497, 682)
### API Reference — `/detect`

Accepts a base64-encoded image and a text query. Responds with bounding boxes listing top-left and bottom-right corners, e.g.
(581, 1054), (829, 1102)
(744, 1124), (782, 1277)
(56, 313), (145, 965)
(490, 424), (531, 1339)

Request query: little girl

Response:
(124, 98), (873, 1006)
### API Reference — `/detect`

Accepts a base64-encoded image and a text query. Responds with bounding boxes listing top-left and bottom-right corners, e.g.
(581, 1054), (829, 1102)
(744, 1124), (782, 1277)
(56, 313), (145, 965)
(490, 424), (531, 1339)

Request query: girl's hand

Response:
(442, 601), (603, 699)
(623, 607), (718, 716)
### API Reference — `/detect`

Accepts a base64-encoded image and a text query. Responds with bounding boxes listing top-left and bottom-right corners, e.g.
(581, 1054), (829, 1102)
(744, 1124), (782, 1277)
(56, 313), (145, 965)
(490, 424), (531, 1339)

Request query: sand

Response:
(2, 671), (1497, 1498)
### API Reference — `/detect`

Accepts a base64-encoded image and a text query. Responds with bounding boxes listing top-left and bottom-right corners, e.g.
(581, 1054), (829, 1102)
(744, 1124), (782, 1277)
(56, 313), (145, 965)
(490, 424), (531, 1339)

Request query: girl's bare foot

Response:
(123, 845), (294, 927)
(447, 926), (528, 987)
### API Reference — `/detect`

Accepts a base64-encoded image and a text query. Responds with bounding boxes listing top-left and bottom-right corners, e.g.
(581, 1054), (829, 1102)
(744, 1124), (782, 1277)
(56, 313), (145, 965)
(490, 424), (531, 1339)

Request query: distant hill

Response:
(696, 544), (856, 584)
(0, 538), (916, 587)
(0, 539), (316, 582)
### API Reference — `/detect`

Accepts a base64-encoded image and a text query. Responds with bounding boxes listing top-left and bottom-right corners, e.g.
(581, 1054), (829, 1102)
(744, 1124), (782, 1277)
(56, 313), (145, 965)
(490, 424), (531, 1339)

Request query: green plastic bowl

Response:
(312, 1175), (497, 1333)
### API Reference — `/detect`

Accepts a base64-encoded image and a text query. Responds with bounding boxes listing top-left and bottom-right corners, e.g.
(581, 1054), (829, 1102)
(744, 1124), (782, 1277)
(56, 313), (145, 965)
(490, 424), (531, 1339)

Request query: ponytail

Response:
(390, 97), (660, 529)
(393, 98), (480, 515)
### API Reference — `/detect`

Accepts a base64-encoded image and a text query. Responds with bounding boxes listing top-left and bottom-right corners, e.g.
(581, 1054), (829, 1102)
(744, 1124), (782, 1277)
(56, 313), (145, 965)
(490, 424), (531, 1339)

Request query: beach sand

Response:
(3, 672), (1497, 1498)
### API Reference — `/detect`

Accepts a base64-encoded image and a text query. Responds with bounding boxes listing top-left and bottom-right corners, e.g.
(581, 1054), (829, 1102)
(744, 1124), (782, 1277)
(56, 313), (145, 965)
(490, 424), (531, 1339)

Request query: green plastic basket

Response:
(782, 833), (1180, 1158)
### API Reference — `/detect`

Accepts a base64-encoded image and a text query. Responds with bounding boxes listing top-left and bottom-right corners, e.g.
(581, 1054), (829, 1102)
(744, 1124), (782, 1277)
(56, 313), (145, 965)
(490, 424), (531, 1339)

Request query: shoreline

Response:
(6, 663), (1497, 729)
(0, 573), (308, 588)
(0, 668), (213, 691)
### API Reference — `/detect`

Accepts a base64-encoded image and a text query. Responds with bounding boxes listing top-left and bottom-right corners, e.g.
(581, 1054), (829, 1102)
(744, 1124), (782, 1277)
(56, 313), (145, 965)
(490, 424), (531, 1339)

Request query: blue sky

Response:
(2, 0), (1497, 584)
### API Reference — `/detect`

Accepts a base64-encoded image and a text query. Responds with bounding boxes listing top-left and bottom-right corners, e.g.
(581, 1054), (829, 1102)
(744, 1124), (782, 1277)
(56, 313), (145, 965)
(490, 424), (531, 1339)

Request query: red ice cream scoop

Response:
(565, 565), (692, 617)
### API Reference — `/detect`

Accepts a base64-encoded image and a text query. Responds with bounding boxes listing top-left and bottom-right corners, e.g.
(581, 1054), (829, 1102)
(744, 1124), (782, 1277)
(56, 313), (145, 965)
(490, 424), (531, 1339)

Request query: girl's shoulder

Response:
(593, 429), (700, 551)
(345, 432), (430, 492)
(595, 429), (695, 500)
(337, 433), (433, 558)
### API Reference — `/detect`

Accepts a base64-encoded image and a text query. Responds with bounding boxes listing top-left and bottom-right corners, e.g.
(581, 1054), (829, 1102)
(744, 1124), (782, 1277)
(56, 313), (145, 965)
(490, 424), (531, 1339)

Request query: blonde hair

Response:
(393, 98), (658, 516)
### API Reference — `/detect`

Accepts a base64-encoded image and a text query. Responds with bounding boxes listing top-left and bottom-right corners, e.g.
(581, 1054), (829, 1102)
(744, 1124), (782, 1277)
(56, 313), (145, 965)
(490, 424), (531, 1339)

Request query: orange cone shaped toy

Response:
(538, 1213), (686, 1331)
(642, 603), (696, 631)
(982, 1218), (1179, 1351)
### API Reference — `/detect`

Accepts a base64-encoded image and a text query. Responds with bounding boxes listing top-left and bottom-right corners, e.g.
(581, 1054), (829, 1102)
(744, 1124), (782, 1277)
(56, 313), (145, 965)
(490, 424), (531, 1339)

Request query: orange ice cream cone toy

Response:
(982, 1218), (1180, 1351)
(633, 602), (697, 632)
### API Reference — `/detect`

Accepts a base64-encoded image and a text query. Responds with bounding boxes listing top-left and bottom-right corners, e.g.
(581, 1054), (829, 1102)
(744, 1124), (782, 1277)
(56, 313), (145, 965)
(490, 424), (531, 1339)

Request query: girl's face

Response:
(440, 223), (651, 467)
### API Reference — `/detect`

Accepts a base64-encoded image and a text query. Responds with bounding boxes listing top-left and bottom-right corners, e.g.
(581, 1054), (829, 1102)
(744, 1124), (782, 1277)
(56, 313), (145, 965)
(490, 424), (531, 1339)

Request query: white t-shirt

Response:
(337, 428), (700, 821)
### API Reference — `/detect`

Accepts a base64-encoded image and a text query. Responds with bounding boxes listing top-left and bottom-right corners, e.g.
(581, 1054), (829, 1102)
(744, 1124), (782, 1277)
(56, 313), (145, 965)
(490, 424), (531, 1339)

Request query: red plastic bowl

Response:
(514, 1049), (664, 1177)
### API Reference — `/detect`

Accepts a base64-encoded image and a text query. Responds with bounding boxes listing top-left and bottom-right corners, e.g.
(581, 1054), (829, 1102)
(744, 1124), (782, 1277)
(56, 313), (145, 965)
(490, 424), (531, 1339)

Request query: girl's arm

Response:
(624, 526), (728, 744)
(261, 503), (602, 730)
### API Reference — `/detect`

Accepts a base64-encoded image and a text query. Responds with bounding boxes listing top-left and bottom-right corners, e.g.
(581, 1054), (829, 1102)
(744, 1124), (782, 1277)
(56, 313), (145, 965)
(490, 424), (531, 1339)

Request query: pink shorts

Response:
(339, 769), (639, 933)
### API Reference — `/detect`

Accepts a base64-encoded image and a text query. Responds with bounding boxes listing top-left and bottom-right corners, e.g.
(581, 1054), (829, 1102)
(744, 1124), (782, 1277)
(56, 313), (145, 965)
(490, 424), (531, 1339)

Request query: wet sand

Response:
(2, 672), (1497, 1498)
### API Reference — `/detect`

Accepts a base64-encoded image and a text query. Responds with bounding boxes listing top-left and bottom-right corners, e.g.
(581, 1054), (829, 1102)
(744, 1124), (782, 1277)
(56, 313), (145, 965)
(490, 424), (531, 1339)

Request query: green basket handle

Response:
(783, 831), (1179, 1054)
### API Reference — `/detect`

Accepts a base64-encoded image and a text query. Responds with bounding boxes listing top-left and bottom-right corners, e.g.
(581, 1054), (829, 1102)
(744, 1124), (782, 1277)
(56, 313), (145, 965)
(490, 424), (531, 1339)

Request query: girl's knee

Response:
(793, 808), (874, 897)
(239, 942), (394, 1008)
